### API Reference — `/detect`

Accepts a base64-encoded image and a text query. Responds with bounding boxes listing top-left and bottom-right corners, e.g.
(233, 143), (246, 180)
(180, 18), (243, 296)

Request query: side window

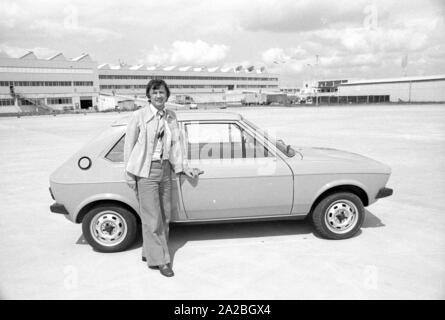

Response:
(185, 123), (241, 160)
(184, 122), (272, 160)
(105, 135), (125, 162)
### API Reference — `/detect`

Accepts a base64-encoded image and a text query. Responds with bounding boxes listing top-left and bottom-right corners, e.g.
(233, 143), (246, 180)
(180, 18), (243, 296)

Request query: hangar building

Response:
(0, 52), (99, 113)
(303, 75), (445, 104)
(0, 51), (279, 113)
(98, 64), (279, 100)
(337, 75), (445, 103)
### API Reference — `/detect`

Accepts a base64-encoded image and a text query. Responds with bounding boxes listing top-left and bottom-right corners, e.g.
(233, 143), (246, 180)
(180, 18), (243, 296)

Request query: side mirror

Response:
(286, 145), (296, 157)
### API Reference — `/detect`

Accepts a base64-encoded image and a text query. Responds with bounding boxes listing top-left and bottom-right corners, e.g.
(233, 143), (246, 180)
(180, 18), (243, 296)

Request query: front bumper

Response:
(376, 187), (393, 199)
(50, 202), (69, 215)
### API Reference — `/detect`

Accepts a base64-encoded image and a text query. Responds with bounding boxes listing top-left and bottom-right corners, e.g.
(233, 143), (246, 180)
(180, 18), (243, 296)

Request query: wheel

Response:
(82, 204), (138, 252)
(311, 192), (365, 240)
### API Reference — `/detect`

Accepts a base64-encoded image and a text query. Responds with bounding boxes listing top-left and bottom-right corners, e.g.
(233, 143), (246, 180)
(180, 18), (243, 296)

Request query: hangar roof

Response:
(340, 74), (445, 86)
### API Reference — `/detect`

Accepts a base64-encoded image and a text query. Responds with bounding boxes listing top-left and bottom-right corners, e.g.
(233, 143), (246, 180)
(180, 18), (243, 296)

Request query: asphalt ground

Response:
(0, 104), (444, 299)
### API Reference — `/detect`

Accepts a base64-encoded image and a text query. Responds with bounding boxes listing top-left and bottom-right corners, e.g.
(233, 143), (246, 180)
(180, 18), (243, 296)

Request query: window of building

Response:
(47, 97), (73, 105)
(18, 99), (33, 106)
(0, 99), (14, 106)
(0, 67), (93, 74)
(96, 74), (278, 82)
(74, 81), (93, 86)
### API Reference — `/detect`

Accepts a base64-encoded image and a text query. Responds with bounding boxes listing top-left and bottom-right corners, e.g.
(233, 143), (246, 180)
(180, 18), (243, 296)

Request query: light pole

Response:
(315, 55), (319, 106)
(306, 55), (320, 106)
(306, 63), (317, 106)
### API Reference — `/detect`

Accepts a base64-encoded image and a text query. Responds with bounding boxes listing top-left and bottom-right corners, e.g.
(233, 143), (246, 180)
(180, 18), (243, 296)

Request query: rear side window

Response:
(105, 135), (125, 162)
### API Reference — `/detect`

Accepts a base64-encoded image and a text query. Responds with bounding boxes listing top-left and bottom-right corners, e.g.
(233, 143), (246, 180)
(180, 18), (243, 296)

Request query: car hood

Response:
(297, 147), (371, 161)
(290, 146), (391, 174)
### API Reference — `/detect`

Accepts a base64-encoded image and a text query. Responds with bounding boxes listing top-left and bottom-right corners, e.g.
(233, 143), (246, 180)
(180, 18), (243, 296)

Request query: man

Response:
(124, 79), (199, 277)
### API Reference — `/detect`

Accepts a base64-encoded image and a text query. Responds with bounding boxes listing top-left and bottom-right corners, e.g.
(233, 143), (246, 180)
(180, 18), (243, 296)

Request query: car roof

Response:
(111, 110), (243, 126)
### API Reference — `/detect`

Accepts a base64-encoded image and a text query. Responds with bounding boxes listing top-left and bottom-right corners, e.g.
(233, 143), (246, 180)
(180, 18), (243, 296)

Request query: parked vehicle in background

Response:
(264, 93), (288, 105)
(241, 92), (267, 105)
(175, 94), (198, 109)
(241, 92), (290, 106)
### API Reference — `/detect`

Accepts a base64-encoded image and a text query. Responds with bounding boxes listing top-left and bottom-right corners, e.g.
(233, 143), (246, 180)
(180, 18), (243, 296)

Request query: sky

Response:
(0, 0), (444, 86)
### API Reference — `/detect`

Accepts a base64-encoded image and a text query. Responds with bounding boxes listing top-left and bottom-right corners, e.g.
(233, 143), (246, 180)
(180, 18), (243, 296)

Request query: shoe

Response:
(143, 258), (160, 270)
(159, 264), (174, 277)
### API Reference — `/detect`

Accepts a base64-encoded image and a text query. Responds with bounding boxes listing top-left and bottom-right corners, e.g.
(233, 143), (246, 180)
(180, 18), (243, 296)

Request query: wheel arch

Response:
(76, 199), (140, 224)
(309, 184), (369, 216)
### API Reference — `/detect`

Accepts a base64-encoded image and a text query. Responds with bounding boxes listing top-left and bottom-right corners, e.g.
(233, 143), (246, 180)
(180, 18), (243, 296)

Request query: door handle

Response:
(179, 169), (204, 176)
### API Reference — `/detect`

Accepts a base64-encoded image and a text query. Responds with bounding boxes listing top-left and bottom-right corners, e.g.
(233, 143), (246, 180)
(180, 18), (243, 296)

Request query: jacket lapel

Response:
(142, 105), (155, 124)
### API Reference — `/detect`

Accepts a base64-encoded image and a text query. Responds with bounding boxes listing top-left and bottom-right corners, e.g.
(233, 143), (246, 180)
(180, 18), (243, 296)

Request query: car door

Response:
(179, 120), (294, 220)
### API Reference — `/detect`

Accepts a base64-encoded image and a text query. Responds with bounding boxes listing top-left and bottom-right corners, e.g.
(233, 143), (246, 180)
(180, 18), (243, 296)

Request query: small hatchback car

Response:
(49, 110), (393, 252)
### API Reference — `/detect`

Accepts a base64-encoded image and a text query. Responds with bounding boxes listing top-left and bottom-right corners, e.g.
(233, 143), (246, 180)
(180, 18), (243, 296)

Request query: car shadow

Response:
(167, 219), (313, 266)
(76, 234), (88, 245)
(76, 209), (385, 264)
(362, 209), (385, 228)
(119, 218), (313, 262)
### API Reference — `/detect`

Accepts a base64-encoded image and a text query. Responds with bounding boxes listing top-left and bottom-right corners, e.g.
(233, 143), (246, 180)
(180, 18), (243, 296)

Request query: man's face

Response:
(149, 86), (168, 109)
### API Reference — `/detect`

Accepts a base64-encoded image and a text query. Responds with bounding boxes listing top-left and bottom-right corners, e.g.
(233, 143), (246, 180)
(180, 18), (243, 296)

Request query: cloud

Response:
(0, 0), (122, 42)
(0, 2), (20, 28)
(0, 0), (443, 83)
(262, 47), (308, 64)
(142, 40), (230, 66)
(308, 27), (428, 54)
(239, 0), (442, 34)
(29, 19), (122, 42)
(240, 0), (369, 33)
(258, 0), (444, 82)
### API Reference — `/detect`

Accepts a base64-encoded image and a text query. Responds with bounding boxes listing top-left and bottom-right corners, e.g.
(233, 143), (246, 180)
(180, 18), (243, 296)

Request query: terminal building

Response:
(336, 75), (445, 103)
(0, 51), (280, 113)
(309, 75), (445, 104)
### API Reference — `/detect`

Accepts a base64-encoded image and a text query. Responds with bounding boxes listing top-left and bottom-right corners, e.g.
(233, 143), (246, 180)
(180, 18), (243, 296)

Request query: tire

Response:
(82, 204), (138, 252)
(311, 192), (365, 240)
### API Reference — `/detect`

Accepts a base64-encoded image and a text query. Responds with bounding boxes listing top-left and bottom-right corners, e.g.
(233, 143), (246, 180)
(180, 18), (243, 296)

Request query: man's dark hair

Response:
(146, 79), (170, 101)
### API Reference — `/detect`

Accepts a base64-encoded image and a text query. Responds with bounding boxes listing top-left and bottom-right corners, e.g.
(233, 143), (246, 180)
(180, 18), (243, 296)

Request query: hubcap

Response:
(325, 200), (359, 234)
(90, 211), (127, 246)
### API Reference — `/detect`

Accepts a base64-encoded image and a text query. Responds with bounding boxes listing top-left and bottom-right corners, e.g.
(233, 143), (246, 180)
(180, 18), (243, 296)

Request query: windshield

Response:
(243, 118), (296, 157)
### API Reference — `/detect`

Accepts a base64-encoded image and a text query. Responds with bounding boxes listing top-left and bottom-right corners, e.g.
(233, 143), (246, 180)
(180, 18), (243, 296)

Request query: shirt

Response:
(149, 104), (169, 161)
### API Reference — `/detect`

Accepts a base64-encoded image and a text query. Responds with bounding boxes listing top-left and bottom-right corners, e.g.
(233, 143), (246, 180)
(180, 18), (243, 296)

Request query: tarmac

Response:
(0, 104), (444, 299)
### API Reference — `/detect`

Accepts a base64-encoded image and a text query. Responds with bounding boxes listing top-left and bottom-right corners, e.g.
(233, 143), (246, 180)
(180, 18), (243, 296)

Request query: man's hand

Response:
(183, 168), (203, 179)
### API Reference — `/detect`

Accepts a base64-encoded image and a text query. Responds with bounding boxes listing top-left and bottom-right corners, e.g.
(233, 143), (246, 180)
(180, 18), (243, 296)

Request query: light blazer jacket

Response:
(124, 105), (187, 184)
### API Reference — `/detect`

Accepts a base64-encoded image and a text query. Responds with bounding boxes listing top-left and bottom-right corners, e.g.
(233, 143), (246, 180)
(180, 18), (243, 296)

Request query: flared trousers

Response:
(136, 160), (172, 266)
